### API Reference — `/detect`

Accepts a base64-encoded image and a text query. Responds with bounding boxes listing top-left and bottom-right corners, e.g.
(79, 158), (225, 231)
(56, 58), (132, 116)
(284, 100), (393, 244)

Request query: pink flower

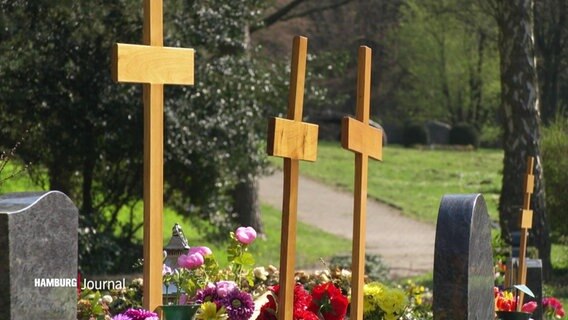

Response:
(178, 252), (205, 269)
(235, 227), (257, 244)
(188, 246), (212, 256)
(216, 281), (237, 298)
(178, 293), (188, 305)
(521, 301), (538, 313)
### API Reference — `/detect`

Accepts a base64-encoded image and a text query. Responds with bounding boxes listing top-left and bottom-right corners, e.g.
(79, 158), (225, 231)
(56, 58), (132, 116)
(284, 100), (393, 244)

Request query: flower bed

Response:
(78, 226), (435, 320)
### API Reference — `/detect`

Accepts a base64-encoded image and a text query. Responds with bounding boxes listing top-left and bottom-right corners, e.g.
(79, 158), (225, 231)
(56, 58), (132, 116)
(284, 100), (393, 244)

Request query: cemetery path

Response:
(258, 171), (436, 278)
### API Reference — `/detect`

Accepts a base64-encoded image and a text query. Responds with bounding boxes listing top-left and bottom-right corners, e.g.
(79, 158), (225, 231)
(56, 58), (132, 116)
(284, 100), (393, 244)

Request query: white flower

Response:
(253, 267), (269, 281)
(102, 295), (113, 304)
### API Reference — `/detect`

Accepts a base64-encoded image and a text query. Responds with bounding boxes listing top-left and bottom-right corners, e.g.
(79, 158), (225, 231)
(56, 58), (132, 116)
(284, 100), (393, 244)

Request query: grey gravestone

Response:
(433, 194), (494, 320)
(0, 191), (78, 320)
(426, 120), (451, 145)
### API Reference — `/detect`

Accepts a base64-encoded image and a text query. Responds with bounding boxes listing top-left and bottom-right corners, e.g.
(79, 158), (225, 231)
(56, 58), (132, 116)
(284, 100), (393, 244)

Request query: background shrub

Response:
(542, 117), (568, 240)
(329, 254), (390, 283)
(403, 122), (429, 147)
(449, 123), (480, 148)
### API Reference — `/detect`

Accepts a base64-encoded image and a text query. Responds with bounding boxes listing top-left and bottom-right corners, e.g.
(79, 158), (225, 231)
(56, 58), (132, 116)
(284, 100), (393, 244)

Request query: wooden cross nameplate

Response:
(111, 0), (195, 311)
(266, 35), (318, 320)
(341, 46), (383, 320)
(517, 156), (535, 310)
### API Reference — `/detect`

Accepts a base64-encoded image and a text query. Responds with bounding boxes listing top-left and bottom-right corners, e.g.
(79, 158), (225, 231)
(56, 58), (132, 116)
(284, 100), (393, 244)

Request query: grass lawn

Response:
(271, 141), (503, 223)
(115, 202), (351, 269)
(0, 162), (350, 269)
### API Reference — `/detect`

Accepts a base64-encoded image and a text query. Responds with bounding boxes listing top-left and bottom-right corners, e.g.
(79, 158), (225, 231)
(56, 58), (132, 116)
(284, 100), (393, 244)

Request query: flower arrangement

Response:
(494, 286), (538, 316)
(161, 226), (259, 319)
(543, 297), (565, 319)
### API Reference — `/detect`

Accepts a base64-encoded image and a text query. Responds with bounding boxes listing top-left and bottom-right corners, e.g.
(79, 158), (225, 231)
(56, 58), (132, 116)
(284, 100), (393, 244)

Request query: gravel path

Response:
(258, 171), (436, 278)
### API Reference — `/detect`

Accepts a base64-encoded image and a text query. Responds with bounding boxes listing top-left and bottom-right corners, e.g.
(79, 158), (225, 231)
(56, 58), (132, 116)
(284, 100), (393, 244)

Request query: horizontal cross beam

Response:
(267, 118), (318, 161)
(341, 117), (382, 160)
(112, 44), (195, 85)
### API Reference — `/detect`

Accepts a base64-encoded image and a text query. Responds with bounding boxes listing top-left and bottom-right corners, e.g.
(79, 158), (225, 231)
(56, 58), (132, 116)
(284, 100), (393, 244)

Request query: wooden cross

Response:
(341, 46), (382, 320)
(266, 36), (318, 320)
(517, 156), (535, 310)
(111, 0), (194, 311)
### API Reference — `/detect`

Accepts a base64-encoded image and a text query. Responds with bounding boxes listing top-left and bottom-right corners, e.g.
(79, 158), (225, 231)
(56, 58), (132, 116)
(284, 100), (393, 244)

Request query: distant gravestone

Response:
(433, 194), (494, 320)
(426, 120), (451, 145)
(506, 258), (544, 320)
(0, 191), (78, 320)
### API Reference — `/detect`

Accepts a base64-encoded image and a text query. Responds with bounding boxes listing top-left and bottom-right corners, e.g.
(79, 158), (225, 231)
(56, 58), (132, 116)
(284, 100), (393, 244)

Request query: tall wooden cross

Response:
(266, 36), (318, 320)
(517, 156), (535, 310)
(341, 46), (383, 320)
(111, 0), (195, 311)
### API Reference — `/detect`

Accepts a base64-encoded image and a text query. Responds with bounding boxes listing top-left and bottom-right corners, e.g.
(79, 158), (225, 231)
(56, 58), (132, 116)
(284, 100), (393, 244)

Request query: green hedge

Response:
(449, 123), (480, 148)
(542, 117), (568, 239)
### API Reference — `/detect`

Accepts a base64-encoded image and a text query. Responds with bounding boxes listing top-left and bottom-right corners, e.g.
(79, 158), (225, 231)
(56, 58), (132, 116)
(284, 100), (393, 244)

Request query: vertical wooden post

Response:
(143, 0), (163, 310)
(266, 36), (318, 320)
(341, 46), (383, 320)
(517, 156), (535, 310)
(112, 0), (195, 311)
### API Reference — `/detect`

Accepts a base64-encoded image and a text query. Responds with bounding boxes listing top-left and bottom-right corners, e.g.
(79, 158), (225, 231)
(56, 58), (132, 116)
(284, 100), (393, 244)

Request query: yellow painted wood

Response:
(280, 158), (299, 320)
(340, 46), (381, 320)
(517, 156), (535, 310)
(144, 0), (163, 46)
(341, 117), (382, 160)
(520, 210), (533, 228)
(267, 118), (318, 161)
(112, 44), (195, 85)
(524, 174), (534, 195)
(111, 0), (195, 311)
(265, 36), (318, 320)
(143, 83), (164, 311)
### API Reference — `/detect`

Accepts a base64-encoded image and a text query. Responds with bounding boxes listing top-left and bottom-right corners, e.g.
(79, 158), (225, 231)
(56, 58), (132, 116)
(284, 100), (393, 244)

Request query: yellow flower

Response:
(363, 282), (386, 315)
(378, 287), (408, 315)
(195, 301), (228, 320)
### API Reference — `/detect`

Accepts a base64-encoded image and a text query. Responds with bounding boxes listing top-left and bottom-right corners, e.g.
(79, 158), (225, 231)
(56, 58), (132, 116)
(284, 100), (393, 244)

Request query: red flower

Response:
(258, 284), (315, 320)
(257, 294), (277, 320)
(309, 283), (349, 320)
(543, 297), (565, 318)
(293, 309), (320, 320)
(521, 301), (538, 313)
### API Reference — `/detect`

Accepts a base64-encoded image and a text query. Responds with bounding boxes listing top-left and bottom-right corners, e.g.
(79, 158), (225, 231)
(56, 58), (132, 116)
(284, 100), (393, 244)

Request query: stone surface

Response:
(506, 258), (543, 320)
(433, 194), (494, 320)
(426, 120), (451, 145)
(0, 191), (78, 320)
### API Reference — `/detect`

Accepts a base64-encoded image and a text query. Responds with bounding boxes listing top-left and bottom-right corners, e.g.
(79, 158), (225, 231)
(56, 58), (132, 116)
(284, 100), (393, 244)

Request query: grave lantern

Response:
(163, 223), (190, 269)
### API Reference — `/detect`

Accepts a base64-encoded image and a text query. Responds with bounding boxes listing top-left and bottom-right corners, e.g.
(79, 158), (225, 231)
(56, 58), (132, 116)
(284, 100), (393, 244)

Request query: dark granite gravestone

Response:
(426, 120), (451, 145)
(0, 191), (78, 320)
(433, 194), (494, 320)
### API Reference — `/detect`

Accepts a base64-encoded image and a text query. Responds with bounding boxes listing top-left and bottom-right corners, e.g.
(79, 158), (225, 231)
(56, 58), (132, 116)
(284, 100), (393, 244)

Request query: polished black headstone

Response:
(507, 258), (543, 320)
(433, 194), (494, 320)
(0, 191), (78, 320)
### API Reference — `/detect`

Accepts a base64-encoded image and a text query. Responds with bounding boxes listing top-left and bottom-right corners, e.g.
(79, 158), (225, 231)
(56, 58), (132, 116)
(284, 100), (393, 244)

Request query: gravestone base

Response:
(0, 191), (78, 320)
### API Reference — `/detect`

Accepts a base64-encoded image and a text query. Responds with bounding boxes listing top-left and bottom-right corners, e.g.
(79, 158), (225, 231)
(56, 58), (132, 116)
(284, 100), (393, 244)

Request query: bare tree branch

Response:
(251, 0), (307, 33)
(251, 0), (353, 33)
(280, 0), (352, 22)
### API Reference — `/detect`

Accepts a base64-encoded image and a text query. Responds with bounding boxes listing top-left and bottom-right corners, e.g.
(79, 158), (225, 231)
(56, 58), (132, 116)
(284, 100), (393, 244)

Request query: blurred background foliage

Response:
(0, 0), (566, 274)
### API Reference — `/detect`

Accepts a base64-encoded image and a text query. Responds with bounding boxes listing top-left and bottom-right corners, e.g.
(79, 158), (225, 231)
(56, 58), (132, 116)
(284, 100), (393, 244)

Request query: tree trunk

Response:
(497, 0), (552, 279)
(232, 177), (264, 234)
